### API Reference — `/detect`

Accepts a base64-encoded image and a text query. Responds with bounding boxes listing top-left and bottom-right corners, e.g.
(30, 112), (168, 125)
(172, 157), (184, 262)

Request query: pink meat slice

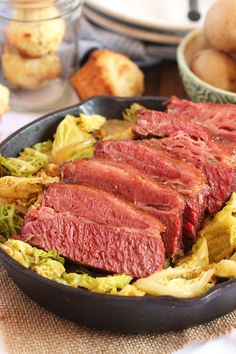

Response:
(133, 109), (209, 141)
(95, 139), (209, 238)
(18, 206), (165, 278)
(148, 133), (234, 214)
(167, 96), (236, 142)
(43, 183), (165, 237)
(60, 158), (185, 257)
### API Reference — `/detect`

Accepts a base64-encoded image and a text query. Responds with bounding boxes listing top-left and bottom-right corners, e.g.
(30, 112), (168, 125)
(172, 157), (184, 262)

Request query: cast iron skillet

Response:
(0, 96), (235, 333)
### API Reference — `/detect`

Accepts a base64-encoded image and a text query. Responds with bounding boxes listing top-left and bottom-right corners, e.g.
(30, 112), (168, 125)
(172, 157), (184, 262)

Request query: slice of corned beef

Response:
(43, 184), (164, 237)
(167, 96), (236, 142)
(133, 109), (209, 141)
(95, 140), (209, 238)
(60, 159), (185, 257)
(19, 206), (164, 278)
(148, 133), (234, 214)
(132, 108), (236, 194)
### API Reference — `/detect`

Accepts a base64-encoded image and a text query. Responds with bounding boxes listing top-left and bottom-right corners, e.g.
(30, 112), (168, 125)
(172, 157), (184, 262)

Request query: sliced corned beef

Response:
(148, 133), (234, 214)
(60, 158), (185, 257)
(43, 184), (164, 237)
(19, 206), (165, 278)
(95, 140), (209, 238)
(167, 96), (236, 142)
(133, 107), (236, 194)
(133, 109), (209, 141)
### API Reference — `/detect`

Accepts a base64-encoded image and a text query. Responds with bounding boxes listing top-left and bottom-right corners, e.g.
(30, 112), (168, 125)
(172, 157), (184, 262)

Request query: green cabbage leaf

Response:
(0, 239), (64, 268)
(51, 115), (95, 164)
(122, 103), (144, 123)
(0, 175), (59, 200)
(199, 192), (236, 262)
(0, 204), (23, 241)
(0, 148), (48, 177)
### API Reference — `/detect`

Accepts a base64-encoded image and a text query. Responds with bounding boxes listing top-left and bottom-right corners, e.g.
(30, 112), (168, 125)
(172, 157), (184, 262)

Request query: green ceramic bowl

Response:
(177, 28), (236, 104)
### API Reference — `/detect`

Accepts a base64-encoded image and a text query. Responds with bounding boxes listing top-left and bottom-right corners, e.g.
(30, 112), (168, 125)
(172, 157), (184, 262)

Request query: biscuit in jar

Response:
(2, 45), (61, 90)
(71, 50), (145, 100)
(6, 5), (65, 58)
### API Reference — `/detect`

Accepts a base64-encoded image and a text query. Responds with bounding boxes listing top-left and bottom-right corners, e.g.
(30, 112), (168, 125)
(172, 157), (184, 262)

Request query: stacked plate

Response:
(84, 0), (215, 45)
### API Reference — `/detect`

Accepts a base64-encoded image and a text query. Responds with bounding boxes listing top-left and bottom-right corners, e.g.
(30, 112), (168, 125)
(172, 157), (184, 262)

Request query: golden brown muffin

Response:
(0, 83), (10, 116)
(2, 45), (61, 90)
(6, 5), (65, 58)
(71, 50), (144, 100)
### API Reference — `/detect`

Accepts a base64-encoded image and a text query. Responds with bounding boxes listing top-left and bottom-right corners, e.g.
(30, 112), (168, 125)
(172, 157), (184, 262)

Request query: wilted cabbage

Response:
(62, 273), (95, 289)
(213, 259), (236, 278)
(230, 251), (236, 261)
(32, 259), (66, 280)
(134, 267), (214, 298)
(0, 203), (23, 241)
(33, 140), (53, 158)
(0, 175), (59, 200)
(122, 103), (144, 123)
(175, 237), (209, 270)
(63, 272), (132, 293)
(78, 113), (106, 133)
(110, 284), (145, 296)
(0, 239), (64, 268)
(103, 128), (134, 141)
(199, 192), (236, 262)
(1, 239), (133, 294)
(0, 148), (48, 177)
(51, 114), (95, 164)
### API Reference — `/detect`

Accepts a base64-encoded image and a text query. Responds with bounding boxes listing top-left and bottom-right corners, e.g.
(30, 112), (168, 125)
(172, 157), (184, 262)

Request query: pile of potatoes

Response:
(191, 0), (236, 92)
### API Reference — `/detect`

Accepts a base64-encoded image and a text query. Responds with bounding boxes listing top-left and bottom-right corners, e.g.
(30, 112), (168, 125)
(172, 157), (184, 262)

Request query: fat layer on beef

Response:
(60, 158), (185, 257)
(167, 96), (236, 142)
(95, 139), (209, 238)
(19, 206), (165, 278)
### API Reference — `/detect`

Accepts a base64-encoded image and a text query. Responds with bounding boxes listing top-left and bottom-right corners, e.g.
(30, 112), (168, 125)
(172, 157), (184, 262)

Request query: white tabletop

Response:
(0, 101), (235, 353)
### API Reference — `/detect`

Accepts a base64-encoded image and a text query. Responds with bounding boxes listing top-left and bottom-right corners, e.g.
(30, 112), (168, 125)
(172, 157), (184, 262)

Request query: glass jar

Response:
(0, 0), (83, 112)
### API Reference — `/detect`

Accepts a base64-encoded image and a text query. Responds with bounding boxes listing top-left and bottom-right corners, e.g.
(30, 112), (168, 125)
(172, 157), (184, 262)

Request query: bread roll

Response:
(2, 45), (61, 90)
(71, 50), (144, 100)
(6, 5), (65, 58)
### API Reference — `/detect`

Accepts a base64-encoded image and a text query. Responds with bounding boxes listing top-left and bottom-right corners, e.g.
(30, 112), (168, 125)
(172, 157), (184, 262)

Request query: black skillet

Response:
(0, 96), (235, 333)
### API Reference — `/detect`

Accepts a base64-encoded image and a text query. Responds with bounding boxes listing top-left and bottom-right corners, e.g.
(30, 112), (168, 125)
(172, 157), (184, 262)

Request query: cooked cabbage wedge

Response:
(230, 251), (236, 261)
(0, 239), (64, 268)
(77, 114), (106, 133)
(101, 119), (135, 140)
(0, 148), (48, 177)
(213, 259), (236, 278)
(0, 203), (23, 241)
(199, 192), (236, 263)
(62, 273), (132, 294)
(33, 140), (53, 157)
(32, 259), (66, 280)
(103, 128), (134, 141)
(134, 267), (214, 298)
(122, 103), (144, 123)
(175, 236), (209, 270)
(110, 284), (145, 296)
(0, 175), (59, 200)
(51, 114), (95, 164)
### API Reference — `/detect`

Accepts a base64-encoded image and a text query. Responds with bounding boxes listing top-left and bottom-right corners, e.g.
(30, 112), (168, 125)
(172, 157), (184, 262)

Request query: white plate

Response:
(85, 0), (215, 32)
(83, 7), (182, 45)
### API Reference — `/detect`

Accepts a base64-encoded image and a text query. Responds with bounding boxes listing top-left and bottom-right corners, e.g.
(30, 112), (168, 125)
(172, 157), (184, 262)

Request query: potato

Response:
(191, 48), (236, 92)
(204, 0), (236, 52)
